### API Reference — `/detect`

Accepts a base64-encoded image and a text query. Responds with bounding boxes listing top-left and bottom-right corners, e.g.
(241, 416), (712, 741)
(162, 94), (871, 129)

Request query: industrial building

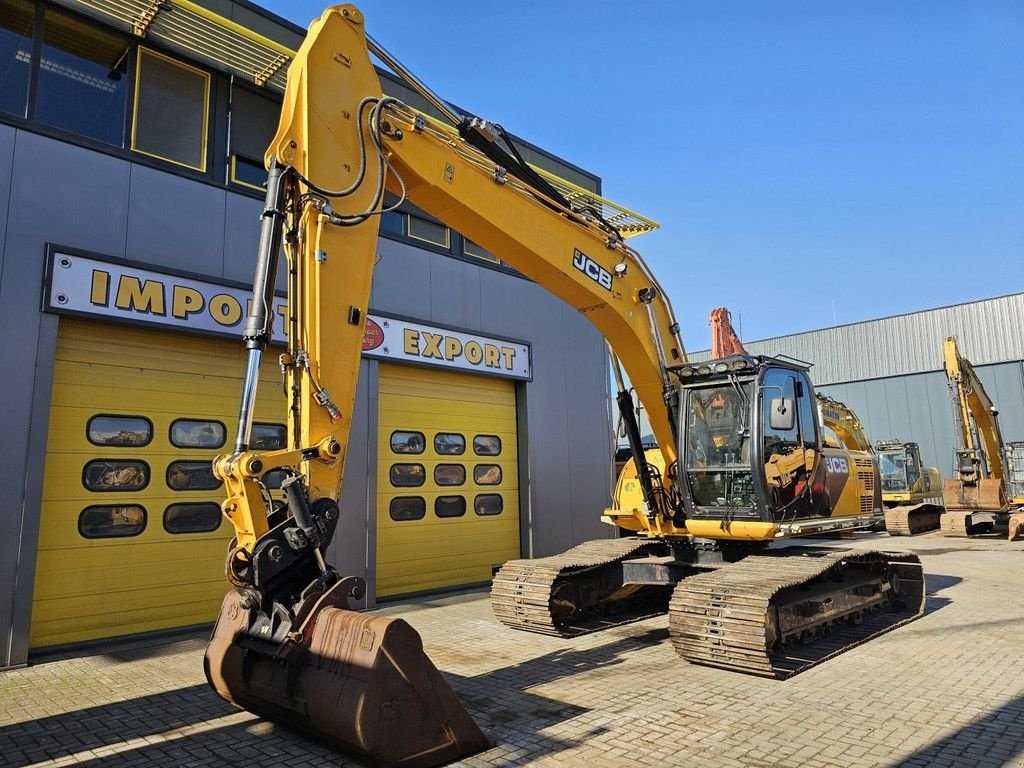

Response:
(692, 292), (1024, 479)
(0, 0), (616, 668)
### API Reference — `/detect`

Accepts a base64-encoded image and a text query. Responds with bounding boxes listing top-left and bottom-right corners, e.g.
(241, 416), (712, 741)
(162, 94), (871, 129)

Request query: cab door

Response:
(759, 367), (827, 520)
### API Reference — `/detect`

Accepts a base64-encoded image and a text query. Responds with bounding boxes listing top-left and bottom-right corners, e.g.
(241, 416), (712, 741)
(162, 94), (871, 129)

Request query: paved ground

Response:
(2, 532), (1023, 768)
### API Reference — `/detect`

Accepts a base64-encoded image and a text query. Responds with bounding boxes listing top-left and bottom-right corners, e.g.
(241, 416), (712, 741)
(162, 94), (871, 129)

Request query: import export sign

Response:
(42, 247), (531, 380)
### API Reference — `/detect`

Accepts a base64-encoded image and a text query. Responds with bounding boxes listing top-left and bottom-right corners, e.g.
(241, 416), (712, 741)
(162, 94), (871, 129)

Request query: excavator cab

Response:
(877, 441), (923, 494)
(676, 355), (848, 527)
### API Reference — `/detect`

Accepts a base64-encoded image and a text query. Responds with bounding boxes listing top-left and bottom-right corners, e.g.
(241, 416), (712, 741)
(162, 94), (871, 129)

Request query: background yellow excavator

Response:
(204, 8), (925, 766)
(941, 336), (1024, 539)
(874, 440), (944, 535)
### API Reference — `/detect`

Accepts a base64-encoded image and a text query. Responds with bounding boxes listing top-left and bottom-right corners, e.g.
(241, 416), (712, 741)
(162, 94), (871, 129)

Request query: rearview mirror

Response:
(769, 397), (795, 431)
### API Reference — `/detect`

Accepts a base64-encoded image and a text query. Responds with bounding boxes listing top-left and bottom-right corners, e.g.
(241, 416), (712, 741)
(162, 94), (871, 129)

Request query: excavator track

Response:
(884, 503), (943, 536)
(491, 537), (671, 636)
(940, 510), (999, 537)
(668, 548), (924, 679)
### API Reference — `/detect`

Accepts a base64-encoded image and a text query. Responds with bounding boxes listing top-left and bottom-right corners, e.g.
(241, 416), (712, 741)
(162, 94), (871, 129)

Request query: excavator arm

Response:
(940, 336), (1009, 527)
(206, 6), (685, 765)
(944, 336), (1006, 481)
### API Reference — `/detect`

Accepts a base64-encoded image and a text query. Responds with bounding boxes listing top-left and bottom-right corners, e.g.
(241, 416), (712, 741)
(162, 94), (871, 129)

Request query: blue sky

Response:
(258, 1), (1024, 347)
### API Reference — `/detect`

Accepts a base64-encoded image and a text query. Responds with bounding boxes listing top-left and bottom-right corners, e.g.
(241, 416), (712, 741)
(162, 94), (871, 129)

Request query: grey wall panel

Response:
(327, 359), (375, 609)
(126, 164), (227, 276)
(222, 192), (263, 284)
(0, 124), (16, 283)
(371, 239), (431, 317)
(427, 253), (482, 329)
(976, 362), (1024, 444)
(0, 130), (133, 667)
(560, 304), (615, 547)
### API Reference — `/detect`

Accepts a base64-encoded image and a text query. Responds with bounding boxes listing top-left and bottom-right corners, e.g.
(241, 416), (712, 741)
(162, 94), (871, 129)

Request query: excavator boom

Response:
(940, 336), (1010, 536)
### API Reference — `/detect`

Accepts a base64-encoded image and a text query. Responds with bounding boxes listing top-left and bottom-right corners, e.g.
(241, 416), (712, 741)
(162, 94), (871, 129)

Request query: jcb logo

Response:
(824, 456), (849, 475)
(572, 249), (612, 291)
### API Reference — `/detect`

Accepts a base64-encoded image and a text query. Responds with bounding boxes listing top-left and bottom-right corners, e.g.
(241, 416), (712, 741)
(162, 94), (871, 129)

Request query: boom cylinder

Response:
(234, 161), (288, 453)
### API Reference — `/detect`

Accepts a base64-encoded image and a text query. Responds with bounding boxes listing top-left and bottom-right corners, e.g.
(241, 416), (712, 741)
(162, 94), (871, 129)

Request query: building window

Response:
(391, 430), (425, 454)
(170, 419), (226, 449)
(434, 464), (466, 486)
(87, 415), (152, 447)
(132, 47), (210, 171)
(408, 215), (450, 248)
(250, 423), (286, 450)
(82, 460), (149, 492)
(79, 504), (146, 538)
(473, 435), (502, 456)
(163, 502), (222, 534)
(434, 433), (465, 456)
(474, 494), (503, 516)
(390, 463), (425, 487)
(474, 464), (502, 485)
(34, 8), (129, 146)
(390, 496), (425, 521)
(167, 460), (221, 491)
(229, 85), (279, 190)
(464, 239), (498, 263)
(0, 0), (34, 118)
(435, 495), (466, 518)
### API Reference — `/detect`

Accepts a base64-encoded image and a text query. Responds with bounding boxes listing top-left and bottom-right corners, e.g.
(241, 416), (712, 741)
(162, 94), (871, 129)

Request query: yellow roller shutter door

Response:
(30, 318), (285, 649)
(377, 363), (520, 597)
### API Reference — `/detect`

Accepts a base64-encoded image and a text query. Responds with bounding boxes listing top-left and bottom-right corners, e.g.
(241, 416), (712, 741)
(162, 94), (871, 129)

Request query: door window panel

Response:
(473, 464), (502, 485)
(435, 495), (466, 518)
(434, 433), (465, 455)
(473, 435), (502, 456)
(79, 505), (146, 538)
(390, 463), (425, 487)
(170, 419), (226, 449)
(474, 494), (503, 516)
(390, 430), (425, 454)
(250, 423), (286, 450)
(434, 464), (466, 486)
(35, 8), (129, 146)
(87, 415), (152, 446)
(82, 460), (149, 491)
(166, 460), (221, 491)
(163, 502), (222, 534)
(390, 497), (425, 521)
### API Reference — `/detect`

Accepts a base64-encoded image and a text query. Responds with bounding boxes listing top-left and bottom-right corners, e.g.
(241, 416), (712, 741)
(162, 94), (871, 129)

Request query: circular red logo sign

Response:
(362, 317), (384, 351)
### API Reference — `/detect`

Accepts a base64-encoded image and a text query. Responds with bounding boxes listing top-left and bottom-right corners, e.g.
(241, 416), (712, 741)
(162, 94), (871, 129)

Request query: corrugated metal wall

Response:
(691, 292), (1024, 385)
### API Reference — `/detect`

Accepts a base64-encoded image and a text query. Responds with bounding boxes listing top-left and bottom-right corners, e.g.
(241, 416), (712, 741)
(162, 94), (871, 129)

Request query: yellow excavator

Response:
(940, 336), (1024, 538)
(205, 7), (925, 766)
(874, 440), (944, 535)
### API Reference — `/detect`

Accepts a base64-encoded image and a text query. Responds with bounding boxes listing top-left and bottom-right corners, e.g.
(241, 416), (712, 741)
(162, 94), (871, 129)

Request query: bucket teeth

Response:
(205, 591), (489, 768)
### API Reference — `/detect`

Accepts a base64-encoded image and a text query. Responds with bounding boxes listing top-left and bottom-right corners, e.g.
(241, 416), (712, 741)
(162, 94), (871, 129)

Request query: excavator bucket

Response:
(205, 589), (489, 768)
(941, 478), (1006, 536)
(1008, 512), (1024, 542)
(942, 477), (1006, 512)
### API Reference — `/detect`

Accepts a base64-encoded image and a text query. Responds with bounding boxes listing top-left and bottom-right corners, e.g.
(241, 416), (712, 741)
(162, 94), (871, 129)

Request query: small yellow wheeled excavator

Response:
(940, 336), (1024, 538)
(204, 8), (925, 766)
(875, 440), (944, 535)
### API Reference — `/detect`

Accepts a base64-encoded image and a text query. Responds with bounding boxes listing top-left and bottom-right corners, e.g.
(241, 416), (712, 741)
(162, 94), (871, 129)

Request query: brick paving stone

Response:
(2, 534), (1024, 767)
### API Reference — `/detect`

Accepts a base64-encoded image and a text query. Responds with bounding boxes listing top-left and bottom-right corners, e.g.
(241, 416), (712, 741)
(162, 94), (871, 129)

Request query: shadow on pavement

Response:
(888, 692), (1024, 768)
(0, 683), (234, 767)
(0, 624), (666, 768)
(922, 572), (960, 615)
